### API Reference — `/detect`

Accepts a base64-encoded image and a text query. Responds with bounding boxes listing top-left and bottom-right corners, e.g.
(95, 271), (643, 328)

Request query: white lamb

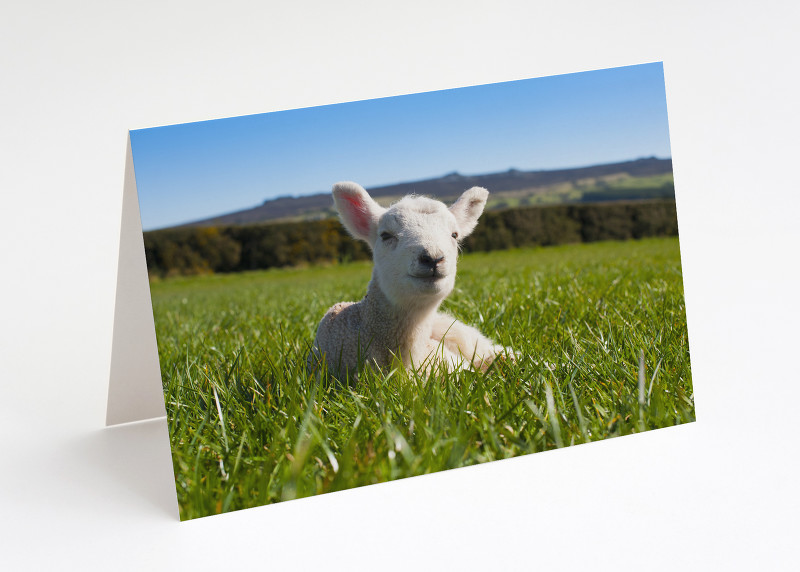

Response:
(308, 181), (514, 378)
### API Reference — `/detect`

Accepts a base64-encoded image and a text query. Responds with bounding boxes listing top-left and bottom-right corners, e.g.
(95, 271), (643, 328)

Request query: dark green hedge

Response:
(144, 200), (679, 277)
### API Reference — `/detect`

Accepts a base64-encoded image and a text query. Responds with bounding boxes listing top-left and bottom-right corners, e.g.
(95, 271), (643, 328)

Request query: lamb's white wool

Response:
(308, 181), (513, 378)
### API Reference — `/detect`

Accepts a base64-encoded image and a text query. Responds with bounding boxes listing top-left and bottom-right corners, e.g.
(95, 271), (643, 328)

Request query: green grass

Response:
(151, 237), (693, 520)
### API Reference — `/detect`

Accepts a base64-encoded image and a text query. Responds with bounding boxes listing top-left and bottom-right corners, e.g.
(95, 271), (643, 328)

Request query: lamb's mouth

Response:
(409, 272), (446, 283)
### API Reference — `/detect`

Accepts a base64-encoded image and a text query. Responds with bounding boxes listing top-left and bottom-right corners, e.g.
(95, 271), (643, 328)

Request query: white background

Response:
(2, 1), (798, 570)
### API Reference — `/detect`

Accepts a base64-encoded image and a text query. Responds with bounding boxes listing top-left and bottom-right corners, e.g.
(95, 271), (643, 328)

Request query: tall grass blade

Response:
(544, 381), (564, 448)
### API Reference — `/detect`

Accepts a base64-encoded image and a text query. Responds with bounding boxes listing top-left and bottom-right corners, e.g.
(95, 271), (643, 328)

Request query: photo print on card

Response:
(127, 62), (694, 520)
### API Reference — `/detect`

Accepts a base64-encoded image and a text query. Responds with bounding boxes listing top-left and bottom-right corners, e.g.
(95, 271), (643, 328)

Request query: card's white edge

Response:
(105, 133), (166, 426)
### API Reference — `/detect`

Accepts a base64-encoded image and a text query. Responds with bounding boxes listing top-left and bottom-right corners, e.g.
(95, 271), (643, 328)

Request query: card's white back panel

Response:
(106, 134), (165, 425)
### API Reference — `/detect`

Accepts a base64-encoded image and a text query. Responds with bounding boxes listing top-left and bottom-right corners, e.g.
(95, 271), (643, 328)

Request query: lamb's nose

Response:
(419, 253), (444, 269)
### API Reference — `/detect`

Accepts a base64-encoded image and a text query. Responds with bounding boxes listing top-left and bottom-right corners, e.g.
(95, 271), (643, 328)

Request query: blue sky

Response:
(131, 62), (672, 230)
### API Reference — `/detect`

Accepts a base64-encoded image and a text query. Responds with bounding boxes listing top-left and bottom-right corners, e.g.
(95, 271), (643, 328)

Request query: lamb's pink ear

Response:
(449, 186), (489, 237)
(332, 182), (385, 244)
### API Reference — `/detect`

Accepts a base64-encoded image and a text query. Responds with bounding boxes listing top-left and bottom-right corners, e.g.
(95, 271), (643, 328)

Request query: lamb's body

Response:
(310, 276), (504, 374)
(308, 182), (512, 378)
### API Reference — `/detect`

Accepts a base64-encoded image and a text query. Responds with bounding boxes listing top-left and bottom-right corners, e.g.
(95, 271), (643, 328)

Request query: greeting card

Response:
(108, 62), (694, 520)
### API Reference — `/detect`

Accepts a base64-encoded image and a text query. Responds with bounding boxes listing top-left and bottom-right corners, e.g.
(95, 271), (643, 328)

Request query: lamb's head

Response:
(332, 181), (489, 308)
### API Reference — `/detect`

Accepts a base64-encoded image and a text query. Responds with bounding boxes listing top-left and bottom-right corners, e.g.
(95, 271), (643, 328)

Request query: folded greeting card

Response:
(109, 62), (694, 520)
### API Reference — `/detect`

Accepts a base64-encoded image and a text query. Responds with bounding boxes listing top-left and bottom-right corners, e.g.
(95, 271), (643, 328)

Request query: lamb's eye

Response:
(380, 232), (394, 241)
(451, 232), (459, 239)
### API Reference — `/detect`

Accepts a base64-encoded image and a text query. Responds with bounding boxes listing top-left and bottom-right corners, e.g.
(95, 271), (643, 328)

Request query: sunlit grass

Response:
(151, 237), (693, 520)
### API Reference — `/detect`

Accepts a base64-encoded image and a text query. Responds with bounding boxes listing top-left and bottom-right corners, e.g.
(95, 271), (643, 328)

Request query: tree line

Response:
(144, 199), (679, 278)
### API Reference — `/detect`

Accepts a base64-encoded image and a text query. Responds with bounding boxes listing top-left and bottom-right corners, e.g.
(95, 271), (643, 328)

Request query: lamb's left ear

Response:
(332, 181), (386, 245)
(449, 186), (489, 237)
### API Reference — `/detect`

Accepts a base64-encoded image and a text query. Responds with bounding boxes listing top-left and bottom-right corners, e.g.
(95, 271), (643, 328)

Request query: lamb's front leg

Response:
(432, 312), (515, 371)
(417, 337), (472, 372)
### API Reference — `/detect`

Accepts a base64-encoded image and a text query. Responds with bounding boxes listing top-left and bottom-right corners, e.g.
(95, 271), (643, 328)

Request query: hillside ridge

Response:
(177, 156), (673, 229)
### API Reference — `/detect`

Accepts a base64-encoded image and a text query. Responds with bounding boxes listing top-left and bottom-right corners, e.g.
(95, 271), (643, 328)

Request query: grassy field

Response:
(151, 237), (693, 520)
(484, 173), (675, 209)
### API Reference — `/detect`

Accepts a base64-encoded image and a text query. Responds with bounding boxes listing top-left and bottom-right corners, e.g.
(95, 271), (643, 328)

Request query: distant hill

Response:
(177, 157), (673, 228)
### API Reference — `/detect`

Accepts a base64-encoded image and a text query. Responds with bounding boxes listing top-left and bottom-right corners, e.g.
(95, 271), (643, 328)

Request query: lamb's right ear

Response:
(332, 182), (386, 244)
